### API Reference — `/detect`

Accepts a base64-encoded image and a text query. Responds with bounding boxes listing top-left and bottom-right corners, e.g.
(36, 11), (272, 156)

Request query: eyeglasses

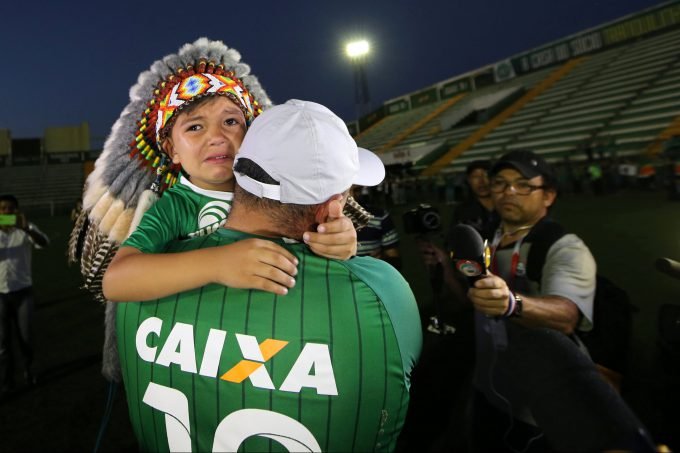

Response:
(490, 179), (546, 195)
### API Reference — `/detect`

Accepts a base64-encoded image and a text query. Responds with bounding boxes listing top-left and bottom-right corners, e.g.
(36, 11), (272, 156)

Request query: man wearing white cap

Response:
(116, 100), (422, 452)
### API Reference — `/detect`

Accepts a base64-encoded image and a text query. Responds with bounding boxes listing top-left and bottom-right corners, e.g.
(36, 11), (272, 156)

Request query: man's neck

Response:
(499, 215), (545, 246)
(477, 196), (494, 211)
(224, 205), (302, 240)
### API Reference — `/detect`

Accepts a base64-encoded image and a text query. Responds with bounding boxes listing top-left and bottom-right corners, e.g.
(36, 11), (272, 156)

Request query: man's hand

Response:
(211, 239), (299, 296)
(303, 197), (357, 260)
(467, 273), (511, 317)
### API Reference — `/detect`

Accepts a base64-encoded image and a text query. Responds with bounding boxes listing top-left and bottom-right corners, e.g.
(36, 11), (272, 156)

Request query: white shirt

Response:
(0, 223), (49, 293)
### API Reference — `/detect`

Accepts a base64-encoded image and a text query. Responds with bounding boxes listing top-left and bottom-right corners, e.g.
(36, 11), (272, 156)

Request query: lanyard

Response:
(489, 227), (528, 292)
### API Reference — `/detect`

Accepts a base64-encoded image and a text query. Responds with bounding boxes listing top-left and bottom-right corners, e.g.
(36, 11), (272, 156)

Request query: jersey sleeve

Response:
(540, 234), (597, 331)
(122, 194), (181, 253)
(343, 258), (422, 388)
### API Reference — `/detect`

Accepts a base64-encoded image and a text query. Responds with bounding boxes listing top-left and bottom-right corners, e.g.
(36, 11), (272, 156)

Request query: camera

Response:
(402, 204), (441, 235)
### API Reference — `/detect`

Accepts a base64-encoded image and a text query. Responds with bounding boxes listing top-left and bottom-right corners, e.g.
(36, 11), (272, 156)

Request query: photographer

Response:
(448, 160), (497, 240)
(398, 203), (476, 452)
(467, 151), (653, 452)
(416, 161), (498, 329)
(0, 195), (49, 399)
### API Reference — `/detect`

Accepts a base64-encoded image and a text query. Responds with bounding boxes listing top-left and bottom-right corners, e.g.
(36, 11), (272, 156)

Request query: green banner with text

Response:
(385, 99), (410, 116)
(440, 77), (472, 99)
(511, 1), (680, 75)
(602, 3), (680, 46)
(410, 87), (438, 109)
(358, 106), (386, 131)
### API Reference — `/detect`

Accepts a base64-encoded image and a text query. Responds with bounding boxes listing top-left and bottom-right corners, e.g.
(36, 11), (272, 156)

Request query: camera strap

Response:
(490, 228), (529, 292)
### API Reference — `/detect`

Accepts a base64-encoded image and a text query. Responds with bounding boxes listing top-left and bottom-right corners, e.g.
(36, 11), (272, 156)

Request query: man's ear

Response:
(314, 194), (344, 224)
(543, 188), (557, 208)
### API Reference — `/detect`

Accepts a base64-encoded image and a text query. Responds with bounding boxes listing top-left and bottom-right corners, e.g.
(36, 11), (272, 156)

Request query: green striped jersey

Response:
(117, 228), (422, 452)
(123, 176), (233, 253)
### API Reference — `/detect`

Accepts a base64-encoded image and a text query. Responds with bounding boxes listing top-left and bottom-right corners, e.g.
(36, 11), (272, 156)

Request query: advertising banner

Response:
(512, 31), (603, 74)
(358, 106), (386, 131)
(603, 3), (680, 46)
(385, 98), (410, 116)
(44, 122), (91, 153)
(511, 1), (680, 75)
(410, 87), (438, 109)
(440, 77), (472, 99)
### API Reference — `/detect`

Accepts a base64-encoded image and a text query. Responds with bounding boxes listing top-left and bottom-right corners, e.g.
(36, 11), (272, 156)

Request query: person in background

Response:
(352, 187), (402, 270)
(0, 195), (49, 398)
(448, 160), (497, 241)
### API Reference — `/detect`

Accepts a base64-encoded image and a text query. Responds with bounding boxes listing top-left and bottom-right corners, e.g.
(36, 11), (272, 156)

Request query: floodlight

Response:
(346, 40), (370, 58)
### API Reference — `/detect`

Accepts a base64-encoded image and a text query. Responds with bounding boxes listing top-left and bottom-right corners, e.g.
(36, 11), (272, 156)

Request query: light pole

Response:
(345, 40), (371, 119)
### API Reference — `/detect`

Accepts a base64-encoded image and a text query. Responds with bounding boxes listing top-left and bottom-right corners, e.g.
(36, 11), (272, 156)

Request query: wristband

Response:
(503, 292), (516, 318)
(510, 293), (523, 318)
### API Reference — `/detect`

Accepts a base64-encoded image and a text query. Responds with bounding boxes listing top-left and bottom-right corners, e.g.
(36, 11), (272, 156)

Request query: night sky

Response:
(1, 0), (663, 143)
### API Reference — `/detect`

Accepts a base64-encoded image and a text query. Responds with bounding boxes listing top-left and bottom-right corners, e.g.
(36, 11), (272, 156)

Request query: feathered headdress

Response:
(68, 38), (273, 299)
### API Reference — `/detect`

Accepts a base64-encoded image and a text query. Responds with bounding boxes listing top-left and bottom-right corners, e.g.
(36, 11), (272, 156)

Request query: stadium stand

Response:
(0, 163), (84, 215)
(1, 121), (91, 214)
(352, 2), (680, 176)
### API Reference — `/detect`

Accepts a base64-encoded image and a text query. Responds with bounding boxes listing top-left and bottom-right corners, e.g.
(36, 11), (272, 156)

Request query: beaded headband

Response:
(155, 72), (261, 142)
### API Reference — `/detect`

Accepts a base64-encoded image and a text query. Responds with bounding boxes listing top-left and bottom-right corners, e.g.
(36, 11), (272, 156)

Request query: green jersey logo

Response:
(189, 201), (231, 237)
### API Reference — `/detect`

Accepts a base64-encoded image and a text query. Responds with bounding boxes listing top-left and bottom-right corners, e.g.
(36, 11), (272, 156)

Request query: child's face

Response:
(164, 96), (247, 192)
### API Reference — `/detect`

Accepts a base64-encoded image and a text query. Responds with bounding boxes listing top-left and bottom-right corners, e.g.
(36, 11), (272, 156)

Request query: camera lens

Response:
(421, 210), (441, 231)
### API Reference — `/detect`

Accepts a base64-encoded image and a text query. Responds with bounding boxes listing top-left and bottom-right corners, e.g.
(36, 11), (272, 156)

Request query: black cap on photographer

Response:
(465, 160), (491, 176)
(490, 150), (557, 189)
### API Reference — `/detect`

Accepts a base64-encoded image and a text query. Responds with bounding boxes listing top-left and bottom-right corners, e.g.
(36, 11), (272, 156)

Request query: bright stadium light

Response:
(345, 39), (371, 118)
(346, 40), (370, 59)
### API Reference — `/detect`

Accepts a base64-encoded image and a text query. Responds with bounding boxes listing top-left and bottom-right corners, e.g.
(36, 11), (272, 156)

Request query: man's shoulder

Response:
(527, 217), (568, 245)
(336, 255), (422, 373)
(528, 218), (591, 255)
(525, 218), (590, 280)
(340, 255), (405, 285)
(1, 227), (30, 244)
(337, 256), (417, 312)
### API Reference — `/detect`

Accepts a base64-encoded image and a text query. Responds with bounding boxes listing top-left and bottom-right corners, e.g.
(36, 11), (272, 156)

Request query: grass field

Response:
(1, 187), (678, 451)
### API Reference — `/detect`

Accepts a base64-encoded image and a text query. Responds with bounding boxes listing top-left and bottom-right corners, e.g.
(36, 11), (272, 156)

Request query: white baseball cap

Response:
(233, 99), (385, 204)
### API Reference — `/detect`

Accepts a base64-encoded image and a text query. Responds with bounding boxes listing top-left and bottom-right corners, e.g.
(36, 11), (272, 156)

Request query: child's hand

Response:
(214, 239), (298, 295)
(303, 197), (357, 260)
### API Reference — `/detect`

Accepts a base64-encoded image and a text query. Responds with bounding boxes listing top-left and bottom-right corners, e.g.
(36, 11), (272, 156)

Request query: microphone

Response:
(449, 224), (488, 284)
(656, 257), (680, 281)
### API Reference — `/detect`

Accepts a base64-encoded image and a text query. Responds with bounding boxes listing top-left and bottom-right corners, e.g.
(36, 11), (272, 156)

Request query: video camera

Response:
(402, 204), (441, 235)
